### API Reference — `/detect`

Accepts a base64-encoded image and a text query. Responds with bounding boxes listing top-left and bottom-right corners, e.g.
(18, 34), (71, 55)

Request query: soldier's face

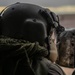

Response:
(48, 30), (58, 62)
(51, 30), (57, 45)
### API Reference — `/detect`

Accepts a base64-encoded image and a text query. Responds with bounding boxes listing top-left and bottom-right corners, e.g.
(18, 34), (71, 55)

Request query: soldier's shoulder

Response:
(41, 58), (66, 75)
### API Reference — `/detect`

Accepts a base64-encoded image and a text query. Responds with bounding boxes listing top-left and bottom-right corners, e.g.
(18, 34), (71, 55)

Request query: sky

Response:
(0, 0), (75, 7)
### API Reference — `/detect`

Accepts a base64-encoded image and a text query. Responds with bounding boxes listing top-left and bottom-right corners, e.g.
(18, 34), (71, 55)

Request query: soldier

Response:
(0, 2), (65, 75)
(56, 28), (75, 75)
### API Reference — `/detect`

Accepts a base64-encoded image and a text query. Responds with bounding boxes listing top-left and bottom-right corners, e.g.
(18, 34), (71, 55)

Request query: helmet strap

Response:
(45, 36), (50, 57)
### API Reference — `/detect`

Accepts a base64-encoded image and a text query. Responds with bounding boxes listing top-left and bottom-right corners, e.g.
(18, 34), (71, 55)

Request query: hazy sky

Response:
(0, 0), (75, 7)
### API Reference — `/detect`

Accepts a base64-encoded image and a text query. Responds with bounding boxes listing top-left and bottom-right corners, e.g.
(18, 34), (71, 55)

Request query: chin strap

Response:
(45, 37), (50, 57)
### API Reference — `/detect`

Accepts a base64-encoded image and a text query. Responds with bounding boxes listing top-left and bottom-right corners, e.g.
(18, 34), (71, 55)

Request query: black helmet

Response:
(0, 2), (62, 45)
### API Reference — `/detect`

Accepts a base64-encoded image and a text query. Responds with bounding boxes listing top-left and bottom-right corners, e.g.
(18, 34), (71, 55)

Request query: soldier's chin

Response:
(49, 51), (58, 63)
